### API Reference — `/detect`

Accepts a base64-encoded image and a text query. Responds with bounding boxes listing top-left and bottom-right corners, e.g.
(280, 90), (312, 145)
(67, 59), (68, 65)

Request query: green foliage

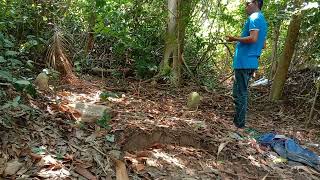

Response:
(1, 96), (22, 110)
(0, 89), (6, 104)
(13, 80), (37, 98)
(100, 91), (119, 101)
(135, 61), (158, 78)
(96, 111), (112, 129)
(105, 134), (115, 143)
(0, 96), (36, 127)
(0, 70), (36, 98)
(0, 0), (319, 91)
(93, 0), (166, 78)
(32, 147), (46, 155)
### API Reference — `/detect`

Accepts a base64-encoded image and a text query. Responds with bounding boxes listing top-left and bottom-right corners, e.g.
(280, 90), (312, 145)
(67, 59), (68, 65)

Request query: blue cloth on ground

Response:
(258, 132), (320, 171)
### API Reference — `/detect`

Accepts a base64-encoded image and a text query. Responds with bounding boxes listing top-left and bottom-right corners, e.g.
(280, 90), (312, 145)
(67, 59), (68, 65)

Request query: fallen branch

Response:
(219, 72), (234, 84)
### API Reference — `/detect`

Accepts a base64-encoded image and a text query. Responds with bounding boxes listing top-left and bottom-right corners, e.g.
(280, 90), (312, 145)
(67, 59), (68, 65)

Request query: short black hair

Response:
(257, 0), (263, 10)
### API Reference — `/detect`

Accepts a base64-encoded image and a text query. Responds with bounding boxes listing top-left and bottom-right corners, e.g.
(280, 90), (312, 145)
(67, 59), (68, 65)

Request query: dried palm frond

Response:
(45, 27), (75, 77)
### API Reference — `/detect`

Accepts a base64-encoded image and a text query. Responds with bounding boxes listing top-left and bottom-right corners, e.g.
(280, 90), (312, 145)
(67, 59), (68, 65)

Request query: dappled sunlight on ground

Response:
(124, 144), (220, 179)
(1, 74), (320, 179)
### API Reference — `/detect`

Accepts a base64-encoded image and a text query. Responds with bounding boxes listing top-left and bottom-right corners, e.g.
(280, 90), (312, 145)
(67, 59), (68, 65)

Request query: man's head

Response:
(245, 0), (263, 14)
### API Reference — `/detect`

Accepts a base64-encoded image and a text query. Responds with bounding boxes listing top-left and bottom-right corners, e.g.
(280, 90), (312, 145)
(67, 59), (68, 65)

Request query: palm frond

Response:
(45, 27), (75, 75)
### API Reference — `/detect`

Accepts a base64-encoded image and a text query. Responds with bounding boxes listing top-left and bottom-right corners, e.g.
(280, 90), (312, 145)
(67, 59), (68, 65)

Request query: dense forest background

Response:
(0, 0), (319, 179)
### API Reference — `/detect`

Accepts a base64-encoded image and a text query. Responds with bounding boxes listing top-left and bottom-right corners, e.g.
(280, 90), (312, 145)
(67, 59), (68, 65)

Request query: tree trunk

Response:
(85, 6), (96, 55)
(270, 8), (302, 100)
(160, 0), (193, 87)
(160, 0), (178, 79)
(268, 22), (281, 81)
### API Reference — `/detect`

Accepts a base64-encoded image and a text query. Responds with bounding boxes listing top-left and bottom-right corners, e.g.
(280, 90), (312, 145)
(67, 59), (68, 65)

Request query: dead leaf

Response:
(16, 166), (29, 175)
(74, 165), (97, 180)
(136, 151), (151, 158)
(149, 143), (164, 149)
(135, 163), (145, 172)
(0, 158), (7, 175)
(261, 173), (269, 180)
(85, 133), (97, 142)
(76, 129), (84, 139)
(11, 144), (21, 157)
(114, 159), (129, 180)
(30, 153), (43, 162)
(217, 141), (229, 158)
(95, 130), (108, 138)
(4, 159), (23, 176)
(63, 154), (74, 161)
(292, 165), (320, 176)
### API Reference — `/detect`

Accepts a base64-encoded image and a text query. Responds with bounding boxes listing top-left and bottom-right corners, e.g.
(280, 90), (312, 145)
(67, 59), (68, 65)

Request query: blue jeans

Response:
(233, 69), (255, 128)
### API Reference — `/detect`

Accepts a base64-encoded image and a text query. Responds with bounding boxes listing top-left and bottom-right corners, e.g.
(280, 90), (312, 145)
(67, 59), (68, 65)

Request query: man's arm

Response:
(226, 30), (259, 43)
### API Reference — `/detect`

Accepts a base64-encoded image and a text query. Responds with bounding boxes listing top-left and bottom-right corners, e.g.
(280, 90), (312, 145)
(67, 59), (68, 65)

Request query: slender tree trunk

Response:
(160, 0), (178, 78)
(84, 0), (97, 55)
(160, 0), (193, 87)
(85, 6), (96, 55)
(270, 5), (302, 100)
(268, 22), (281, 81)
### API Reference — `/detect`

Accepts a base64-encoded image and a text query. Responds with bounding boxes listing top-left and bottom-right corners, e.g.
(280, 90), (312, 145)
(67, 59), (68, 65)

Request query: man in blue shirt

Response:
(226, 0), (267, 129)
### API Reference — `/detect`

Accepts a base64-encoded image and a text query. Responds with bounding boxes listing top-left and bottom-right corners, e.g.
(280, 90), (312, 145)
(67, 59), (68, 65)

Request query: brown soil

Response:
(0, 69), (319, 179)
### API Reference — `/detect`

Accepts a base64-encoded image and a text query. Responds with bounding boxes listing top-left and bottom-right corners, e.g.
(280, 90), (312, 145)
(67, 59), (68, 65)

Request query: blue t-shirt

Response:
(233, 11), (268, 69)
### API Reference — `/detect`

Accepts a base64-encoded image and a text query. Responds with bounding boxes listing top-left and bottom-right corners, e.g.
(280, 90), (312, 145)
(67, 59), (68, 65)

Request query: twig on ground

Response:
(93, 155), (109, 177)
(219, 169), (258, 179)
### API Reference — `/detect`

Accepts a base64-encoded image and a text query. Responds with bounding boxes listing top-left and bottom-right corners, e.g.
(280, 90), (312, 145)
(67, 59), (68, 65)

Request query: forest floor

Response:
(1, 69), (320, 180)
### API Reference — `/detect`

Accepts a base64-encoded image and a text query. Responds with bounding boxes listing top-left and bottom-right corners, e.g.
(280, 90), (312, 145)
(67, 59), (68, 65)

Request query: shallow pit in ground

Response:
(116, 126), (275, 179)
(117, 126), (219, 153)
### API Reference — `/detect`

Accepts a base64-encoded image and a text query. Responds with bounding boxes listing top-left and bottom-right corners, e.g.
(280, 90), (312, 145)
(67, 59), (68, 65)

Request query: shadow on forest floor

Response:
(1, 69), (320, 179)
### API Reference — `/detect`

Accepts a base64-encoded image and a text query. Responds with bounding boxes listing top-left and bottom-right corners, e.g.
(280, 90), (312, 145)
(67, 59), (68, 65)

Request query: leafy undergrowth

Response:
(0, 71), (320, 179)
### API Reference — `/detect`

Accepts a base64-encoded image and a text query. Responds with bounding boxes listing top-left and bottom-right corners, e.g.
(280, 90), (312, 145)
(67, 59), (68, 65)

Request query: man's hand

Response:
(226, 36), (238, 42)
(226, 30), (259, 44)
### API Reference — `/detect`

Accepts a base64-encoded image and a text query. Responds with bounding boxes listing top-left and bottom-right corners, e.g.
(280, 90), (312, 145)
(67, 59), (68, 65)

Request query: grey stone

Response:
(74, 103), (110, 123)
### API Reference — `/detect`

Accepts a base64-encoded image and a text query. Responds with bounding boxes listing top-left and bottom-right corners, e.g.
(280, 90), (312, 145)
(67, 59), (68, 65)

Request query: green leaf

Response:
(56, 153), (64, 160)
(105, 134), (115, 143)
(25, 84), (37, 98)
(19, 104), (33, 111)
(26, 60), (34, 68)
(12, 96), (21, 108)
(15, 80), (31, 86)
(13, 96), (21, 103)
(42, 16), (48, 21)
(96, 111), (112, 128)
(13, 80), (31, 92)
(0, 56), (6, 63)
(1, 103), (11, 110)
(32, 147), (46, 155)
(3, 39), (14, 48)
(0, 70), (14, 82)
(9, 59), (23, 66)
(5, 50), (18, 57)
(28, 40), (38, 46)
(27, 35), (36, 39)
(100, 92), (119, 101)
(0, 96), (21, 110)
